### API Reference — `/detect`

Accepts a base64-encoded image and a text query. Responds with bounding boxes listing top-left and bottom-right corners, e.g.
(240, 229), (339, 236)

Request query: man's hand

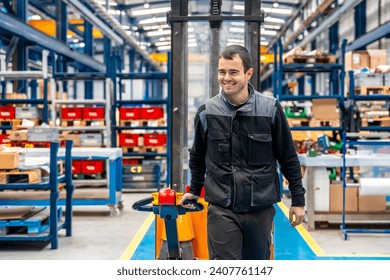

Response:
(178, 193), (199, 209)
(289, 206), (305, 227)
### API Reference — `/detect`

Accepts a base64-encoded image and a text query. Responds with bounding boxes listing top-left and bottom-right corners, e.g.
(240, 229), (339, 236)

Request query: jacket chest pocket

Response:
(247, 133), (273, 165)
(208, 131), (230, 165)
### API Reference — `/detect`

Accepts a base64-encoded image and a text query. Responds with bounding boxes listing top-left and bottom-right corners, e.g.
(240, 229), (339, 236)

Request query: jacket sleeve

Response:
(188, 105), (207, 196)
(272, 101), (306, 206)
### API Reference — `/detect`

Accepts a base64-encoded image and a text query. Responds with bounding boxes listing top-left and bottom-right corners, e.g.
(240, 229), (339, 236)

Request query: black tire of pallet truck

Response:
(158, 240), (195, 260)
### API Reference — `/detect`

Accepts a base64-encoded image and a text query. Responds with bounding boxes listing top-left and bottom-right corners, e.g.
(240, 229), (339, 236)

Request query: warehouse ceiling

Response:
(109, 0), (301, 52)
(3, 0), (302, 56)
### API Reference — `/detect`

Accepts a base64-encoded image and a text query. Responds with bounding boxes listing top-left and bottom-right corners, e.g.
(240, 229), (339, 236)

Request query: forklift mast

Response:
(168, 0), (263, 192)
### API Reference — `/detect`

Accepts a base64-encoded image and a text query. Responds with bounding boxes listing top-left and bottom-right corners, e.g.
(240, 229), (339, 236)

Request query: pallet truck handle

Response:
(132, 197), (154, 212)
(181, 199), (204, 212)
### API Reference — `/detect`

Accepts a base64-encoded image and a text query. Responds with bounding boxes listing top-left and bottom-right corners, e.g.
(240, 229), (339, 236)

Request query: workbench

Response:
(298, 153), (390, 231)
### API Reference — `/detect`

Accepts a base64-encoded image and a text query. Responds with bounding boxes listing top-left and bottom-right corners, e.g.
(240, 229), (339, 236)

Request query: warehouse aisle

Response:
(127, 201), (390, 260)
(1, 193), (390, 260)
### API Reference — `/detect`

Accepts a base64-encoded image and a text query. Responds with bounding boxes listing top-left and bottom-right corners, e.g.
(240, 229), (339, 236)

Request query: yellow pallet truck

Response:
(132, 187), (209, 260)
(132, 187), (274, 260)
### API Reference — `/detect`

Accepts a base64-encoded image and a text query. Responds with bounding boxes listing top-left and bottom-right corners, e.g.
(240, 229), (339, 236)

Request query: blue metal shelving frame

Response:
(341, 132), (390, 240)
(273, 38), (347, 196)
(112, 57), (171, 190)
(0, 140), (73, 249)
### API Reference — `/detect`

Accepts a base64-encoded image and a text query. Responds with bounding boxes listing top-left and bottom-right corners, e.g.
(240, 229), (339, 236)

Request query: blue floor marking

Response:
(130, 222), (155, 260)
(131, 205), (390, 260)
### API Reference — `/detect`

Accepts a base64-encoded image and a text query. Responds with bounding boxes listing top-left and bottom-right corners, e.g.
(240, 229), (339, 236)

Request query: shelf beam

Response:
(346, 21), (390, 52)
(0, 11), (106, 72)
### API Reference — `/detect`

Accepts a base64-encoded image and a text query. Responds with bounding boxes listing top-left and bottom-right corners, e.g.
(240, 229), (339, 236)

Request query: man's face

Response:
(218, 54), (253, 97)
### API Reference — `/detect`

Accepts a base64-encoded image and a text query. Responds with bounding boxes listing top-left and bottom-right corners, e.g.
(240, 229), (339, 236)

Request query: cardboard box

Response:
(0, 152), (19, 169)
(358, 194), (387, 212)
(8, 130), (28, 141)
(345, 49), (387, 71)
(63, 133), (81, 147)
(330, 184), (358, 213)
(311, 99), (339, 119)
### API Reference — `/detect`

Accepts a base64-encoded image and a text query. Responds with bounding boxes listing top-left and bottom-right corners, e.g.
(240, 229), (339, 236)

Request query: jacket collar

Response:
(220, 83), (255, 111)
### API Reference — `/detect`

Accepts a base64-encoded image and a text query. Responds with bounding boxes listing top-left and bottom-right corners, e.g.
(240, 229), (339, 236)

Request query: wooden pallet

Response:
(362, 117), (390, 127)
(0, 119), (22, 126)
(284, 55), (336, 64)
(354, 86), (390, 95)
(309, 118), (341, 127)
(119, 119), (166, 127)
(287, 118), (310, 127)
(0, 169), (42, 184)
(121, 146), (166, 154)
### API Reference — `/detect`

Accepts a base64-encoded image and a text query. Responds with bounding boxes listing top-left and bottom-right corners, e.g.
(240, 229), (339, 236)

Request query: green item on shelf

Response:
(328, 168), (337, 180)
(329, 140), (343, 151)
(307, 148), (317, 157)
(285, 106), (308, 118)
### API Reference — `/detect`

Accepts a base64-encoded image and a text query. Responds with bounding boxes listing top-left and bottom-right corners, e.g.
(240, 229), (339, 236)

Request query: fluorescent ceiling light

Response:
(98, 1), (117, 6)
(157, 45), (171, 51)
(234, 4), (292, 15)
(139, 17), (166, 25)
(227, 42), (244, 46)
(146, 30), (171, 37)
(229, 27), (244, 33)
(261, 28), (277, 36)
(263, 24), (281, 30)
(228, 38), (244, 43)
(132, 7), (171, 16)
(188, 42), (197, 48)
(262, 7), (292, 15)
(155, 41), (171, 46)
(159, 36), (171, 41)
(265, 17), (285, 24)
(142, 24), (170, 31)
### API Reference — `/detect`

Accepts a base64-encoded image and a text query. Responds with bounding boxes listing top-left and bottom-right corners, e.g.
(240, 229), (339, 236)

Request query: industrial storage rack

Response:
(273, 39), (347, 197)
(112, 69), (171, 192)
(0, 140), (73, 249)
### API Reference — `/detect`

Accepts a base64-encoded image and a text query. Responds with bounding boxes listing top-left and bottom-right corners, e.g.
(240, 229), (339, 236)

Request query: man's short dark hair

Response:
(219, 45), (253, 73)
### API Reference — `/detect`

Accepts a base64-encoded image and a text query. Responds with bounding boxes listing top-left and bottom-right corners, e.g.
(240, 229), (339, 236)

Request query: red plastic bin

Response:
(118, 133), (139, 147)
(140, 107), (164, 120)
(0, 106), (15, 119)
(83, 107), (105, 119)
(72, 160), (82, 174)
(0, 134), (10, 144)
(61, 107), (83, 120)
(81, 160), (105, 174)
(119, 107), (141, 120)
(143, 133), (167, 146)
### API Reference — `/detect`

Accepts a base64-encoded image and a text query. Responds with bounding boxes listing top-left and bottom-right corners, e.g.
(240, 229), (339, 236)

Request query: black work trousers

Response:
(207, 203), (275, 260)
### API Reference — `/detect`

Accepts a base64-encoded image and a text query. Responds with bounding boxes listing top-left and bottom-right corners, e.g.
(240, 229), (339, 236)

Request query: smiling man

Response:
(180, 45), (306, 260)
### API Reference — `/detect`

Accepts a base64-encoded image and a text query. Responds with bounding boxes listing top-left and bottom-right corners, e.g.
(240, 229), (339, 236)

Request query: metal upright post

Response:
(169, 0), (188, 192)
(244, 0), (261, 90)
(209, 0), (221, 98)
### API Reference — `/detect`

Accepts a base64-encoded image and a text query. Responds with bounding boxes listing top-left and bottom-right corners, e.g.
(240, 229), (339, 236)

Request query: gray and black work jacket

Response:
(189, 84), (306, 213)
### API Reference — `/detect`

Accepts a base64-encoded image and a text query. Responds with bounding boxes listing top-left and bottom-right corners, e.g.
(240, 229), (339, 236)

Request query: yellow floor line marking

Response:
(119, 213), (154, 260)
(277, 202), (390, 258)
(277, 202), (325, 256)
